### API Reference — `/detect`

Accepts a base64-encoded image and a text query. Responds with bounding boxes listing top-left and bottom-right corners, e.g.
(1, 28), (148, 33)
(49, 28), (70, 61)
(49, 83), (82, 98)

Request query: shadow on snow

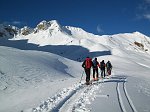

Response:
(103, 75), (127, 83)
(0, 38), (112, 62)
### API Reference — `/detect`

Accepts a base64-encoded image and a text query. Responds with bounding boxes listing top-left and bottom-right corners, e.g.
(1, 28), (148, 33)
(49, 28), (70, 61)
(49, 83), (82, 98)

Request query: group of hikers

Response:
(82, 57), (112, 85)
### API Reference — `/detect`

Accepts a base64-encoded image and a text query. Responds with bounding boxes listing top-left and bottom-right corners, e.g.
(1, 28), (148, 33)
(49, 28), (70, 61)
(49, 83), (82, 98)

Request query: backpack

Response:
(85, 58), (92, 69)
(106, 62), (112, 68)
(93, 60), (97, 67)
(100, 62), (105, 68)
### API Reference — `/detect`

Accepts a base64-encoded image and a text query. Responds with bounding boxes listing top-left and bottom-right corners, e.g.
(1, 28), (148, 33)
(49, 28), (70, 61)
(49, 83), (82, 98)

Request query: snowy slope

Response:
(0, 20), (150, 112)
(0, 46), (82, 112)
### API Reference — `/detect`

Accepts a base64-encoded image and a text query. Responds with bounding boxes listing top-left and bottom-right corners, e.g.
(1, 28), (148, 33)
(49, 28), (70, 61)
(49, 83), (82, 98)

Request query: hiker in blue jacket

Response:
(106, 60), (112, 75)
(100, 60), (106, 78)
(92, 58), (100, 81)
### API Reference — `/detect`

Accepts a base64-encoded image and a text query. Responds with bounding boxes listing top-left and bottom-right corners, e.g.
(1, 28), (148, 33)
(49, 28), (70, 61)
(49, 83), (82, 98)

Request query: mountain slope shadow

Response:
(0, 39), (111, 61)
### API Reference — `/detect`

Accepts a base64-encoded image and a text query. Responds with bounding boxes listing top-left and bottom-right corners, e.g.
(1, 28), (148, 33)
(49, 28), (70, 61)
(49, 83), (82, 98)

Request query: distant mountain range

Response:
(0, 20), (150, 57)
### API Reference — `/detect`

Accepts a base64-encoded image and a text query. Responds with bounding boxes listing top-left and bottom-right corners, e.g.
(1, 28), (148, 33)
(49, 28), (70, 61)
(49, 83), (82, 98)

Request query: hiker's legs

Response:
(96, 68), (98, 78)
(104, 69), (106, 77)
(85, 69), (90, 82)
(107, 68), (111, 75)
(101, 70), (103, 77)
(109, 69), (111, 75)
(93, 69), (95, 79)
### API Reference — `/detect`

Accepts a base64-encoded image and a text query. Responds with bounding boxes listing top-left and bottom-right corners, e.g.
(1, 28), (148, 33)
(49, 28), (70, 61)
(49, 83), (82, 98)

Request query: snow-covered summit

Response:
(35, 20), (61, 31)
(65, 26), (96, 38)
(15, 20), (73, 45)
(48, 20), (61, 29)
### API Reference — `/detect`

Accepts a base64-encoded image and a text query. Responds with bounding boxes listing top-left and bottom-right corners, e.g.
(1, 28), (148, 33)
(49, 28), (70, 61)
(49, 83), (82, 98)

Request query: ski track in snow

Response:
(32, 83), (85, 112)
(123, 82), (138, 112)
(31, 79), (103, 112)
(116, 82), (125, 112)
(116, 78), (137, 112)
(29, 76), (138, 112)
(70, 82), (100, 112)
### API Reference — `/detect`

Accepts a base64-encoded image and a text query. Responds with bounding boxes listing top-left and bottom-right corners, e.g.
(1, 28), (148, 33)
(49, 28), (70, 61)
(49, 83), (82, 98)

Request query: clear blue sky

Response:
(0, 0), (150, 36)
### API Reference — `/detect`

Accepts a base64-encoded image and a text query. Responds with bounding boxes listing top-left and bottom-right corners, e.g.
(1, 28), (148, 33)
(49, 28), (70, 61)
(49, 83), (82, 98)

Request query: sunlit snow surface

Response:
(0, 21), (150, 112)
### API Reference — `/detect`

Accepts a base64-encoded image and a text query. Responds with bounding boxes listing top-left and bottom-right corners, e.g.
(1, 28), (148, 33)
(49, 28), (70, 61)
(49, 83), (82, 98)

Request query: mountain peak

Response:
(36, 20), (49, 31)
(48, 20), (60, 26)
(35, 20), (61, 32)
(48, 20), (61, 30)
(132, 31), (148, 37)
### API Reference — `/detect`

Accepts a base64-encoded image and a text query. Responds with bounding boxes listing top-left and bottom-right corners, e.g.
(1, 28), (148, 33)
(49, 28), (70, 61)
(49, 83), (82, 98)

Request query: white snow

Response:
(0, 20), (150, 112)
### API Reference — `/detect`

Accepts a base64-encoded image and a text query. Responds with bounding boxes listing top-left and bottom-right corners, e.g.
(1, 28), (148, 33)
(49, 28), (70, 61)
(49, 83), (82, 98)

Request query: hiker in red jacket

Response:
(82, 57), (93, 85)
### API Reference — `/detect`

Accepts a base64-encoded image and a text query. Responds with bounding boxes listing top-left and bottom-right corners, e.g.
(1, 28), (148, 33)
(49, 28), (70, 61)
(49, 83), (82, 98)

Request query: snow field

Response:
(1, 20), (150, 112)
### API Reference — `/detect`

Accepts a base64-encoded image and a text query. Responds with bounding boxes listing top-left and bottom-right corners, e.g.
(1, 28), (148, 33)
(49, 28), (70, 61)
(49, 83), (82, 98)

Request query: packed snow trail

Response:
(31, 83), (85, 112)
(60, 81), (101, 112)
(25, 75), (138, 112)
(28, 79), (103, 112)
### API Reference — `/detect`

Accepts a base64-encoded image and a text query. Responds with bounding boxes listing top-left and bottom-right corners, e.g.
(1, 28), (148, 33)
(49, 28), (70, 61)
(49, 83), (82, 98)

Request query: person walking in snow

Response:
(92, 58), (100, 81)
(100, 60), (106, 78)
(106, 60), (112, 76)
(82, 57), (93, 85)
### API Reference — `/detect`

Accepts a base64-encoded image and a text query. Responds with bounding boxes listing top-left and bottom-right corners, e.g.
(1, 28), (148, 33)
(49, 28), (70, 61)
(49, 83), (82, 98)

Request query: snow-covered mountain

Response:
(11, 20), (150, 54)
(1, 20), (150, 55)
(0, 20), (148, 61)
(0, 20), (150, 112)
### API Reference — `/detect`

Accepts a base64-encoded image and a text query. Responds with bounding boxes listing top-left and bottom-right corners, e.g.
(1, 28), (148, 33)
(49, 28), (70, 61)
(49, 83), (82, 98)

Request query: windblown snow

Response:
(0, 20), (150, 112)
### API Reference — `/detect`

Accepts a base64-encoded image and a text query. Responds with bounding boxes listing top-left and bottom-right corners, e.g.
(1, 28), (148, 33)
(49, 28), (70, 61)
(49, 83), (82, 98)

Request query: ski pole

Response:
(79, 70), (84, 83)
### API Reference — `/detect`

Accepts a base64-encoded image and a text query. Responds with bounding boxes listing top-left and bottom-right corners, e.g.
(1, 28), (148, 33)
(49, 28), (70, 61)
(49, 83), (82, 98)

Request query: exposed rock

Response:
(21, 26), (33, 35)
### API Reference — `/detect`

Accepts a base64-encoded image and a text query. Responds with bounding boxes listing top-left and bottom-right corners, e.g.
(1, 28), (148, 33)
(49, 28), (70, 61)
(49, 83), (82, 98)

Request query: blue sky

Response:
(0, 0), (150, 36)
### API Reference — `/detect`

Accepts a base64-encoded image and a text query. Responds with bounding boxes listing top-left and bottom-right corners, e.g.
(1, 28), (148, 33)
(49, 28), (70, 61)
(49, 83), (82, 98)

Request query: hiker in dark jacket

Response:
(100, 60), (106, 78)
(92, 58), (100, 81)
(82, 57), (93, 85)
(106, 60), (112, 75)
